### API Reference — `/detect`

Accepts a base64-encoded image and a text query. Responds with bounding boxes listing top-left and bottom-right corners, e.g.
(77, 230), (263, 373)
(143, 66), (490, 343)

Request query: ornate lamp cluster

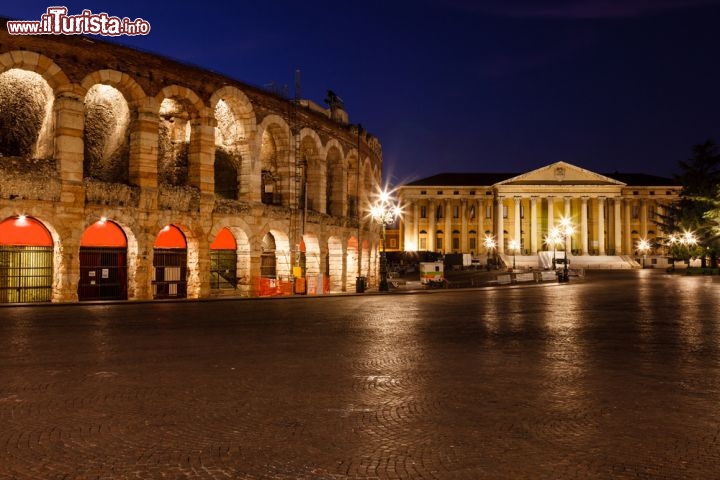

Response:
(370, 189), (402, 292)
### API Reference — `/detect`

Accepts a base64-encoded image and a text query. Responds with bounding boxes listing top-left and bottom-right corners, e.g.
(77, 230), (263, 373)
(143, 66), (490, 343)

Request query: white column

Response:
(581, 197), (588, 255)
(598, 197), (606, 255)
(547, 196), (555, 231)
(461, 199), (468, 252)
(496, 196), (505, 254)
(428, 200), (436, 252)
(514, 196), (521, 248)
(444, 199), (452, 253)
(564, 197), (571, 220)
(640, 199), (648, 238)
(412, 202), (419, 251)
(624, 200), (632, 256)
(614, 198), (622, 255)
(530, 197), (538, 254)
(478, 199), (483, 241)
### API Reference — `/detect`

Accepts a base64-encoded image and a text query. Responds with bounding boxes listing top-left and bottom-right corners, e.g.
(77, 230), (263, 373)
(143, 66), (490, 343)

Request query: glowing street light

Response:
(508, 239), (520, 270)
(483, 234), (497, 269)
(556, 217), (574, 283)
(637, 238), (650, 268)
(370, 189), (402, 292)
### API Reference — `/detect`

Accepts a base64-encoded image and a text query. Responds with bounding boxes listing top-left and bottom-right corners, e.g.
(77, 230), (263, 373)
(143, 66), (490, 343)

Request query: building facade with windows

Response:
(396, 162), (680, 261)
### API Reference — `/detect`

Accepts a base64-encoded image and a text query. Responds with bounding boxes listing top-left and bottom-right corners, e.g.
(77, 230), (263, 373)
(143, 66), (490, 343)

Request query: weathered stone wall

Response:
(0, 20), (383, 302)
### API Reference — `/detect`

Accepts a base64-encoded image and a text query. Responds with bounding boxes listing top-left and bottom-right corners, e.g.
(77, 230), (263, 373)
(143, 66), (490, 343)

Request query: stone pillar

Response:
(428, 200), (436, 252)
(581, 197), (589, 255)
(514, 196), (521, 251)
(188, 110), (217, 198)
(53, 89), (86, 302)
(411, 202), (419, 251)
(624, 200), (632, 256)
(564, 197), (571, 220)
(129, 99), (159, 190)
(444, 199), (452, 253)
(461, 199), (468, 252)
(640, 199), (648, 238)
(598, 197), (606, 255)
(478, 199), (484, 248)
(614, 198), (623, 255)
(530, 197), (538, 254)
(547, 196), (555, 232)
(496, 196), (505, 254)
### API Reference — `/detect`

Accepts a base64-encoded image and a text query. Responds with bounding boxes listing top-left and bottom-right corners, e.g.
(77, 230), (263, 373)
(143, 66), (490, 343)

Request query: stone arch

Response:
(327, 236), (344, 293)
(82, 84), (131, 183)
(325, 140), (346, 217)
(0, 68), (55, 160)
(299, 128), (323, 212)
(255, 115), (292, 207)
(345, 148), (360, 219)
(360, 158), (377, 218)
(301, 233), (322, 280)
(209, 223), (252, 295)
(346, 236), (359, 292)
(210, 87), (256, 201)
(0, 51), (71, 90)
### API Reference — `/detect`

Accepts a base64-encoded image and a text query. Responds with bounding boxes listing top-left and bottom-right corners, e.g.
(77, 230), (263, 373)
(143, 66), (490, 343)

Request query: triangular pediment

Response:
(495, 161), (626, 186)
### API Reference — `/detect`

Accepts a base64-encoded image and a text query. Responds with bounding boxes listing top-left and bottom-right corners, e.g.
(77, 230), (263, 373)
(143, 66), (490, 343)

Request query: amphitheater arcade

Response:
(0, 25), (383, 302)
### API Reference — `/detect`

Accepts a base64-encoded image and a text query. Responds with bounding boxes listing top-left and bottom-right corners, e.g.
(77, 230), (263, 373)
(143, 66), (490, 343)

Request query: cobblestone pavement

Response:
(1, 270), (720, 479)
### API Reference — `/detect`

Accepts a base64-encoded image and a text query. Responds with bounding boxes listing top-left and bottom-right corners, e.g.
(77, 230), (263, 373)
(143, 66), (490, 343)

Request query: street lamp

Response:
(483, 234), (496, 270)
(637, 238), (650, 268)
(546, 228), (561, 270)
(557, 217), (574, 283)
(370, 189), (402, 292)
(508, 239), (520, 270)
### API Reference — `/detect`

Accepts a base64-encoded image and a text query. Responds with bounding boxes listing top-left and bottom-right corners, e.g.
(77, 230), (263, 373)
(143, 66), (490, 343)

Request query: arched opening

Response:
(78, 219), (127, 301)
(260, 232), (277, 278)
(299, 134), (322, 212)
(214, 99), (240, 200)
(83, 84), (130, 184)
(158, 98), (192, 186)
(0, 69), (54, 160)
(152, 225), (187, 299)
(327, 236), (343, 293)
(326, 147), (344, 216)
(259, 123), (290, 206)
(210, 227), (237, 290)
(346, 236), (359, 292)
(0, 216), (53, 303)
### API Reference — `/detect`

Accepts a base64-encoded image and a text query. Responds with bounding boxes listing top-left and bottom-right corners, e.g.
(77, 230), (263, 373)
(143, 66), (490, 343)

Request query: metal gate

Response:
(0, 246), (53, 303)
(210, 250), (237, 289)
(152, 248), (187, 299)
(78, 247), (127, 301)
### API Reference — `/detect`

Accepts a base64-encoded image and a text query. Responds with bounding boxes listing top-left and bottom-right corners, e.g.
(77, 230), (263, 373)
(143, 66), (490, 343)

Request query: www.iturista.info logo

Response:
(7, 7), (151, 36)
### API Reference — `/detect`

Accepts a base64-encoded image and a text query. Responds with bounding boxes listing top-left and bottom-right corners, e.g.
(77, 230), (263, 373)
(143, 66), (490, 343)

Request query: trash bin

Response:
(355, 276), (366, 293)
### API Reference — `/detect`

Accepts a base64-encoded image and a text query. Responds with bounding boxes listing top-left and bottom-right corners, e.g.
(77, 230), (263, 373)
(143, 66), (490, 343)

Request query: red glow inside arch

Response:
(210, 228), (236, 250)
(0, 216), (52, 246)
(80, 220), (127, 247)
(154, 225), (187, 249)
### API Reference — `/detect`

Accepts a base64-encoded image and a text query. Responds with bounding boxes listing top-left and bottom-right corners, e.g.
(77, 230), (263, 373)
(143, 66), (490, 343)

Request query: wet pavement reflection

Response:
(0, 270), (719, 479)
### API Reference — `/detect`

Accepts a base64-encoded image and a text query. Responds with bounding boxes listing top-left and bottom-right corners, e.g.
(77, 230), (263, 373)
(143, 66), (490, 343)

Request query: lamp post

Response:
(370, 189), (401, 292)
(637, 238), (650, 268)
(509, 239), (520, 270)
(557, 217), (574, 283)
(483, 234), (496, 270)
(546, 228), (561, 270)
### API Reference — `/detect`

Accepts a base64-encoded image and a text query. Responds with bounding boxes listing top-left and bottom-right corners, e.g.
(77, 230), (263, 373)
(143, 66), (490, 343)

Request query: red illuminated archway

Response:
(153, 225), (187, 299)
(78, 219), (128, 301)
(154, 225), (187, 248)
(0, 216), (52, 246)
(80, 220), (127, 247)
(0, 216), (53, 303)
(210, 228), (237, 290)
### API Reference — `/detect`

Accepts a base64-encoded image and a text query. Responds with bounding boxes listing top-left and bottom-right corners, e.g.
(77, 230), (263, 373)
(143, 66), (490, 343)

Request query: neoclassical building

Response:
(0, 22), (383, 303)
(396, 162), (681, 262)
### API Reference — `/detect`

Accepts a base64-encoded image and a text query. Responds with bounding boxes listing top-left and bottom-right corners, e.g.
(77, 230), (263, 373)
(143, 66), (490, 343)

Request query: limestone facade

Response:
(0, 25), (383, 302)
(397, 162), (681, 258)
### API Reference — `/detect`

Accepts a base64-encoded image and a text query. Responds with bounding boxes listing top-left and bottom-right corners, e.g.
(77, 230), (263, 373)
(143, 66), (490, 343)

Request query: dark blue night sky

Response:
(5, 0), (720, 186)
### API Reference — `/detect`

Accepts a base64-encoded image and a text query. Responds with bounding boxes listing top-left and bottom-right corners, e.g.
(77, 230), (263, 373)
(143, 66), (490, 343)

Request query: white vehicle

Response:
(419, 261), (444, 286)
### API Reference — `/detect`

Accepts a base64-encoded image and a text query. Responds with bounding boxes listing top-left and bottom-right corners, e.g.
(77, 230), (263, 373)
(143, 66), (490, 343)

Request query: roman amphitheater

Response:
(0, 21), (384, 303)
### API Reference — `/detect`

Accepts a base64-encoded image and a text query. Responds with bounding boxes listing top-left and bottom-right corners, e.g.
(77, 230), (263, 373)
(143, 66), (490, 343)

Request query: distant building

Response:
(394, 161), (680, 263)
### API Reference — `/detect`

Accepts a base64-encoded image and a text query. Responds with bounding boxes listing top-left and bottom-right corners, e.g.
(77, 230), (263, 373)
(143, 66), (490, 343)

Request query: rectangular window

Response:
(453, 206), (459, 218)
(503, 206), (508, 218)
(648, 206), (655, 219)
(389, 238), (397, 248)
(452, 238), (460, 250)
(437, 206), (443, 219)
(632, 205), (640, 219)
(469, 206), (475, 219)
(520, 205), (525, 218)
(420, 205), (427, 218)
(419, 238), (427, 250)
(469, 238), (476, 250)
(486, 206), (492, 219)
